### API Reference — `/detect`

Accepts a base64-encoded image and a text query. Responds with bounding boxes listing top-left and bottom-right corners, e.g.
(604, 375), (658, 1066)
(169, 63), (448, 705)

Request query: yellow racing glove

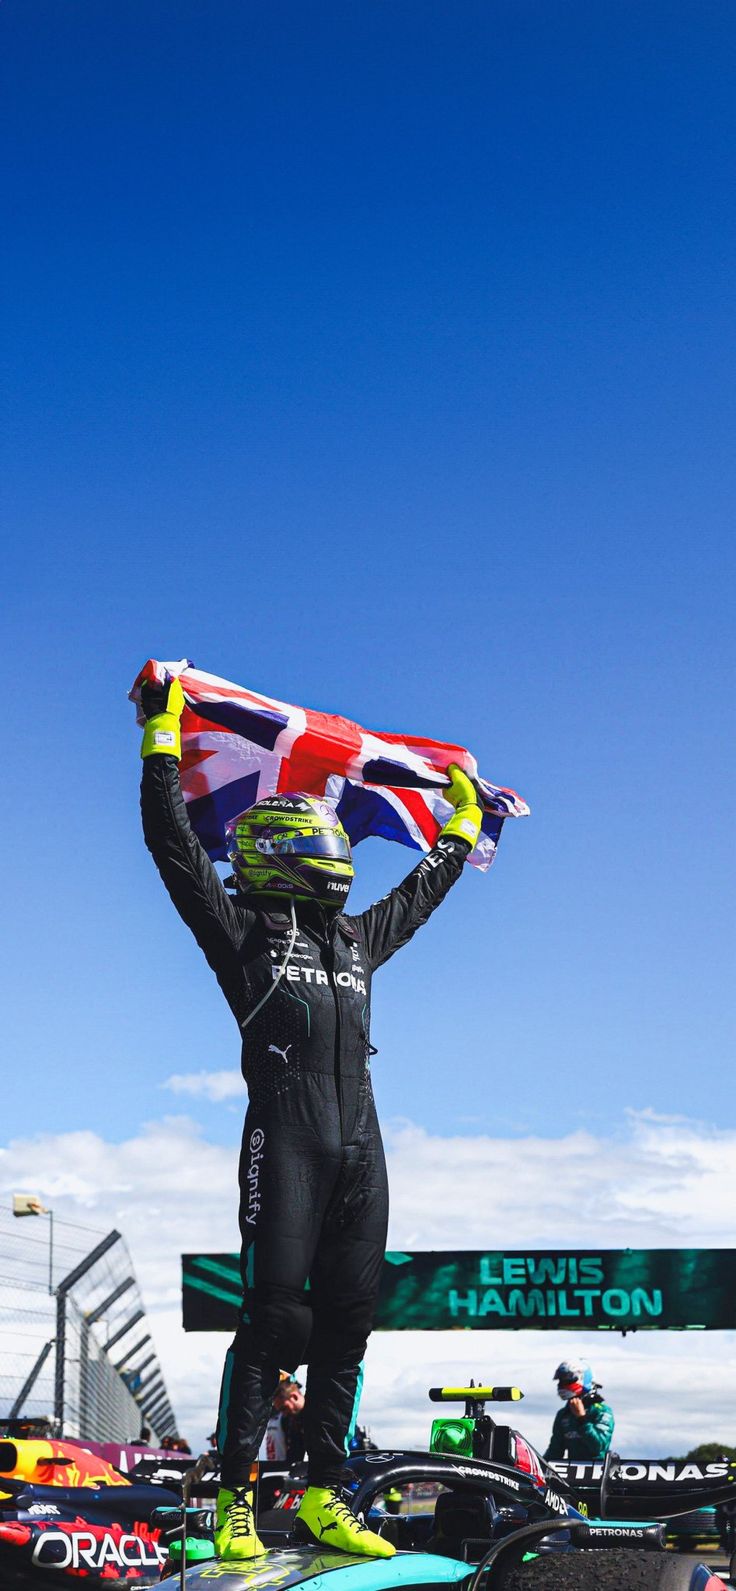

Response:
(440, 763), (483, 850)
(140, 675), (186, 759)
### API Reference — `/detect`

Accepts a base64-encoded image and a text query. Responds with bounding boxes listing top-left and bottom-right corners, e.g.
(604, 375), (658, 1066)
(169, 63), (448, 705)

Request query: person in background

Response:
(544, 1361), (614, 1460)
(262, 1376), (306, 1466)
(276, 1377), (306, 1467)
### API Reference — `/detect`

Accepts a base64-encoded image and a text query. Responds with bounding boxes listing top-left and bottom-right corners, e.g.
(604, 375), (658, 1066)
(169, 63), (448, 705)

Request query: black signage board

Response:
(182, 1249), (736, 1333)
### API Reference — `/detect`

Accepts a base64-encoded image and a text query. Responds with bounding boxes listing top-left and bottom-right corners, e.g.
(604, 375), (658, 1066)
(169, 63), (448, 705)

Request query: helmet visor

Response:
(557, 1378), (583, 1399)
(256, 829), (352, 862)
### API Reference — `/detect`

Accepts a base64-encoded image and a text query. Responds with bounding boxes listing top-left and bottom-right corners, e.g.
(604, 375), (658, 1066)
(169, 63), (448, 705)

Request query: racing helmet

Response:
(225, 794), (354, 907)
(554, 1361), (594, 1401)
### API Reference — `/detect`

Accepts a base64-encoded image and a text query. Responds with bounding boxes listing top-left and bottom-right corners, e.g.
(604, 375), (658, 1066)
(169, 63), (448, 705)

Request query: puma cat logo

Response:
(268, 1043), (292, 1064)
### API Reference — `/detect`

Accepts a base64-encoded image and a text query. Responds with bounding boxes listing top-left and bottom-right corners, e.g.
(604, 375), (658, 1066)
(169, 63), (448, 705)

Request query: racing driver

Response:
(139, 675), (483, 1561)
(545, 1361), (615, 1461)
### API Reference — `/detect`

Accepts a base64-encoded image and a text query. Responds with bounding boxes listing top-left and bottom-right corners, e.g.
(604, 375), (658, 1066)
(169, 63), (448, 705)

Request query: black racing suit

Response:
(141, 755), (469, 1487)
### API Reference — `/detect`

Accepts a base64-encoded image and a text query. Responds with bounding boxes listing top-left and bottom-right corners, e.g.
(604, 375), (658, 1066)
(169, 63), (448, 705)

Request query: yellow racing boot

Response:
(214, 1486), (266, 1560)
(294, 1487), (395, 1558)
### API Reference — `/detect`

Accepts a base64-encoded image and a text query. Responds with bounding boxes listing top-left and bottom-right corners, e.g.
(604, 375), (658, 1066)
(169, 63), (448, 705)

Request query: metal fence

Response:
(0, 1206), (176, 1442)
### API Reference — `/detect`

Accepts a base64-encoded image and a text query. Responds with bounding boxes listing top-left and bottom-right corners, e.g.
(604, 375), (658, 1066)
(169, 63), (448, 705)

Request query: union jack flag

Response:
(130, 659), (529, 871)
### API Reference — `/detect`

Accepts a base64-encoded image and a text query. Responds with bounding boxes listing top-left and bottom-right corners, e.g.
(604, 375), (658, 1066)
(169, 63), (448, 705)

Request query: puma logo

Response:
(268, 1043), (291, 1064)
(317, 1517), (338, 1538)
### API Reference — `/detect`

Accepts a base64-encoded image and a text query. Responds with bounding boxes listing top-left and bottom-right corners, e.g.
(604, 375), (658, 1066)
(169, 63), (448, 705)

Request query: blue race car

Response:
(0, 1435), (182, 1589)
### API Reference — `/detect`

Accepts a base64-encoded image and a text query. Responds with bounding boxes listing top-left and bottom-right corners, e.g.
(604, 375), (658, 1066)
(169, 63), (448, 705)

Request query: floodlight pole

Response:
(11, 1194), (54, 1295)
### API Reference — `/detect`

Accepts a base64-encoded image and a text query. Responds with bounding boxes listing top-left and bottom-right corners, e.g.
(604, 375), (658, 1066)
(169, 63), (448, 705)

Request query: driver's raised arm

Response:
(349, 766), (483, 970)
(139, 676), (249, 969)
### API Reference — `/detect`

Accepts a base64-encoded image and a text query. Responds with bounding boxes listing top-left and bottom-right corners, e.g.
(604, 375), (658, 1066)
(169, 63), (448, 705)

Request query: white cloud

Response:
(383, 1111), (736, 1249)
(1, 1110), (735, 1457)
(162, 1070), (244, 1102)
(359, 1329), (736, 1463)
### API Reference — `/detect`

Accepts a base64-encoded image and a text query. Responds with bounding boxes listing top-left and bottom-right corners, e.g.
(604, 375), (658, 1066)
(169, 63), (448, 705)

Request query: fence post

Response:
(54, 1290), (66, 1431)
(112, 1332), (151, 1373)
(2, 1209), (175, 1443)
(78, 1317), (91, 1436)
(52, 1230), (122, 1433)
(10, 1338), (55, 1420)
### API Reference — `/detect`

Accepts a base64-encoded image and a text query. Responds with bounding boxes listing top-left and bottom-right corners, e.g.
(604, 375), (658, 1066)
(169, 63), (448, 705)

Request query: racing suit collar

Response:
(259, 906), (296, 933)
(258, 901), (355, 943)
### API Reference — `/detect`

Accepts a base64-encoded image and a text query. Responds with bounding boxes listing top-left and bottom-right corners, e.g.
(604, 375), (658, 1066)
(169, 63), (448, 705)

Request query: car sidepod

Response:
(0, 1479), (179, 1587)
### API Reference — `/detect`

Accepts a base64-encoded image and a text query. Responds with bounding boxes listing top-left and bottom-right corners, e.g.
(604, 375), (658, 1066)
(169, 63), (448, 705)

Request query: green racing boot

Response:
(294, 1487), (395, 1558)
(214, 1486), (266, 1560)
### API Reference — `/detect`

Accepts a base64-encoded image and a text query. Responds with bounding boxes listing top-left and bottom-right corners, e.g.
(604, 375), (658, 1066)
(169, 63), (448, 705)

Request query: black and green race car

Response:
(160, 1383), (736, 1591)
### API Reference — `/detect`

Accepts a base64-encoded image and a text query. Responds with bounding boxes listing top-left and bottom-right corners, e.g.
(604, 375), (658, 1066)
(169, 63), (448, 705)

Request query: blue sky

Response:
(3, 0), (735, 1148)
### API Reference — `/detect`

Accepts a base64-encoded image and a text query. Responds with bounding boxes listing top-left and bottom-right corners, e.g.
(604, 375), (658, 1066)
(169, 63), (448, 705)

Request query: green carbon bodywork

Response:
(177, 1546), (471, 1589)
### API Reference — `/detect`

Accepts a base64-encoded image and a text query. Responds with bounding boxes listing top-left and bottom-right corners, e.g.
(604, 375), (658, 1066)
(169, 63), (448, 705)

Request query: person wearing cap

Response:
(544, 1361), (614, 1461)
